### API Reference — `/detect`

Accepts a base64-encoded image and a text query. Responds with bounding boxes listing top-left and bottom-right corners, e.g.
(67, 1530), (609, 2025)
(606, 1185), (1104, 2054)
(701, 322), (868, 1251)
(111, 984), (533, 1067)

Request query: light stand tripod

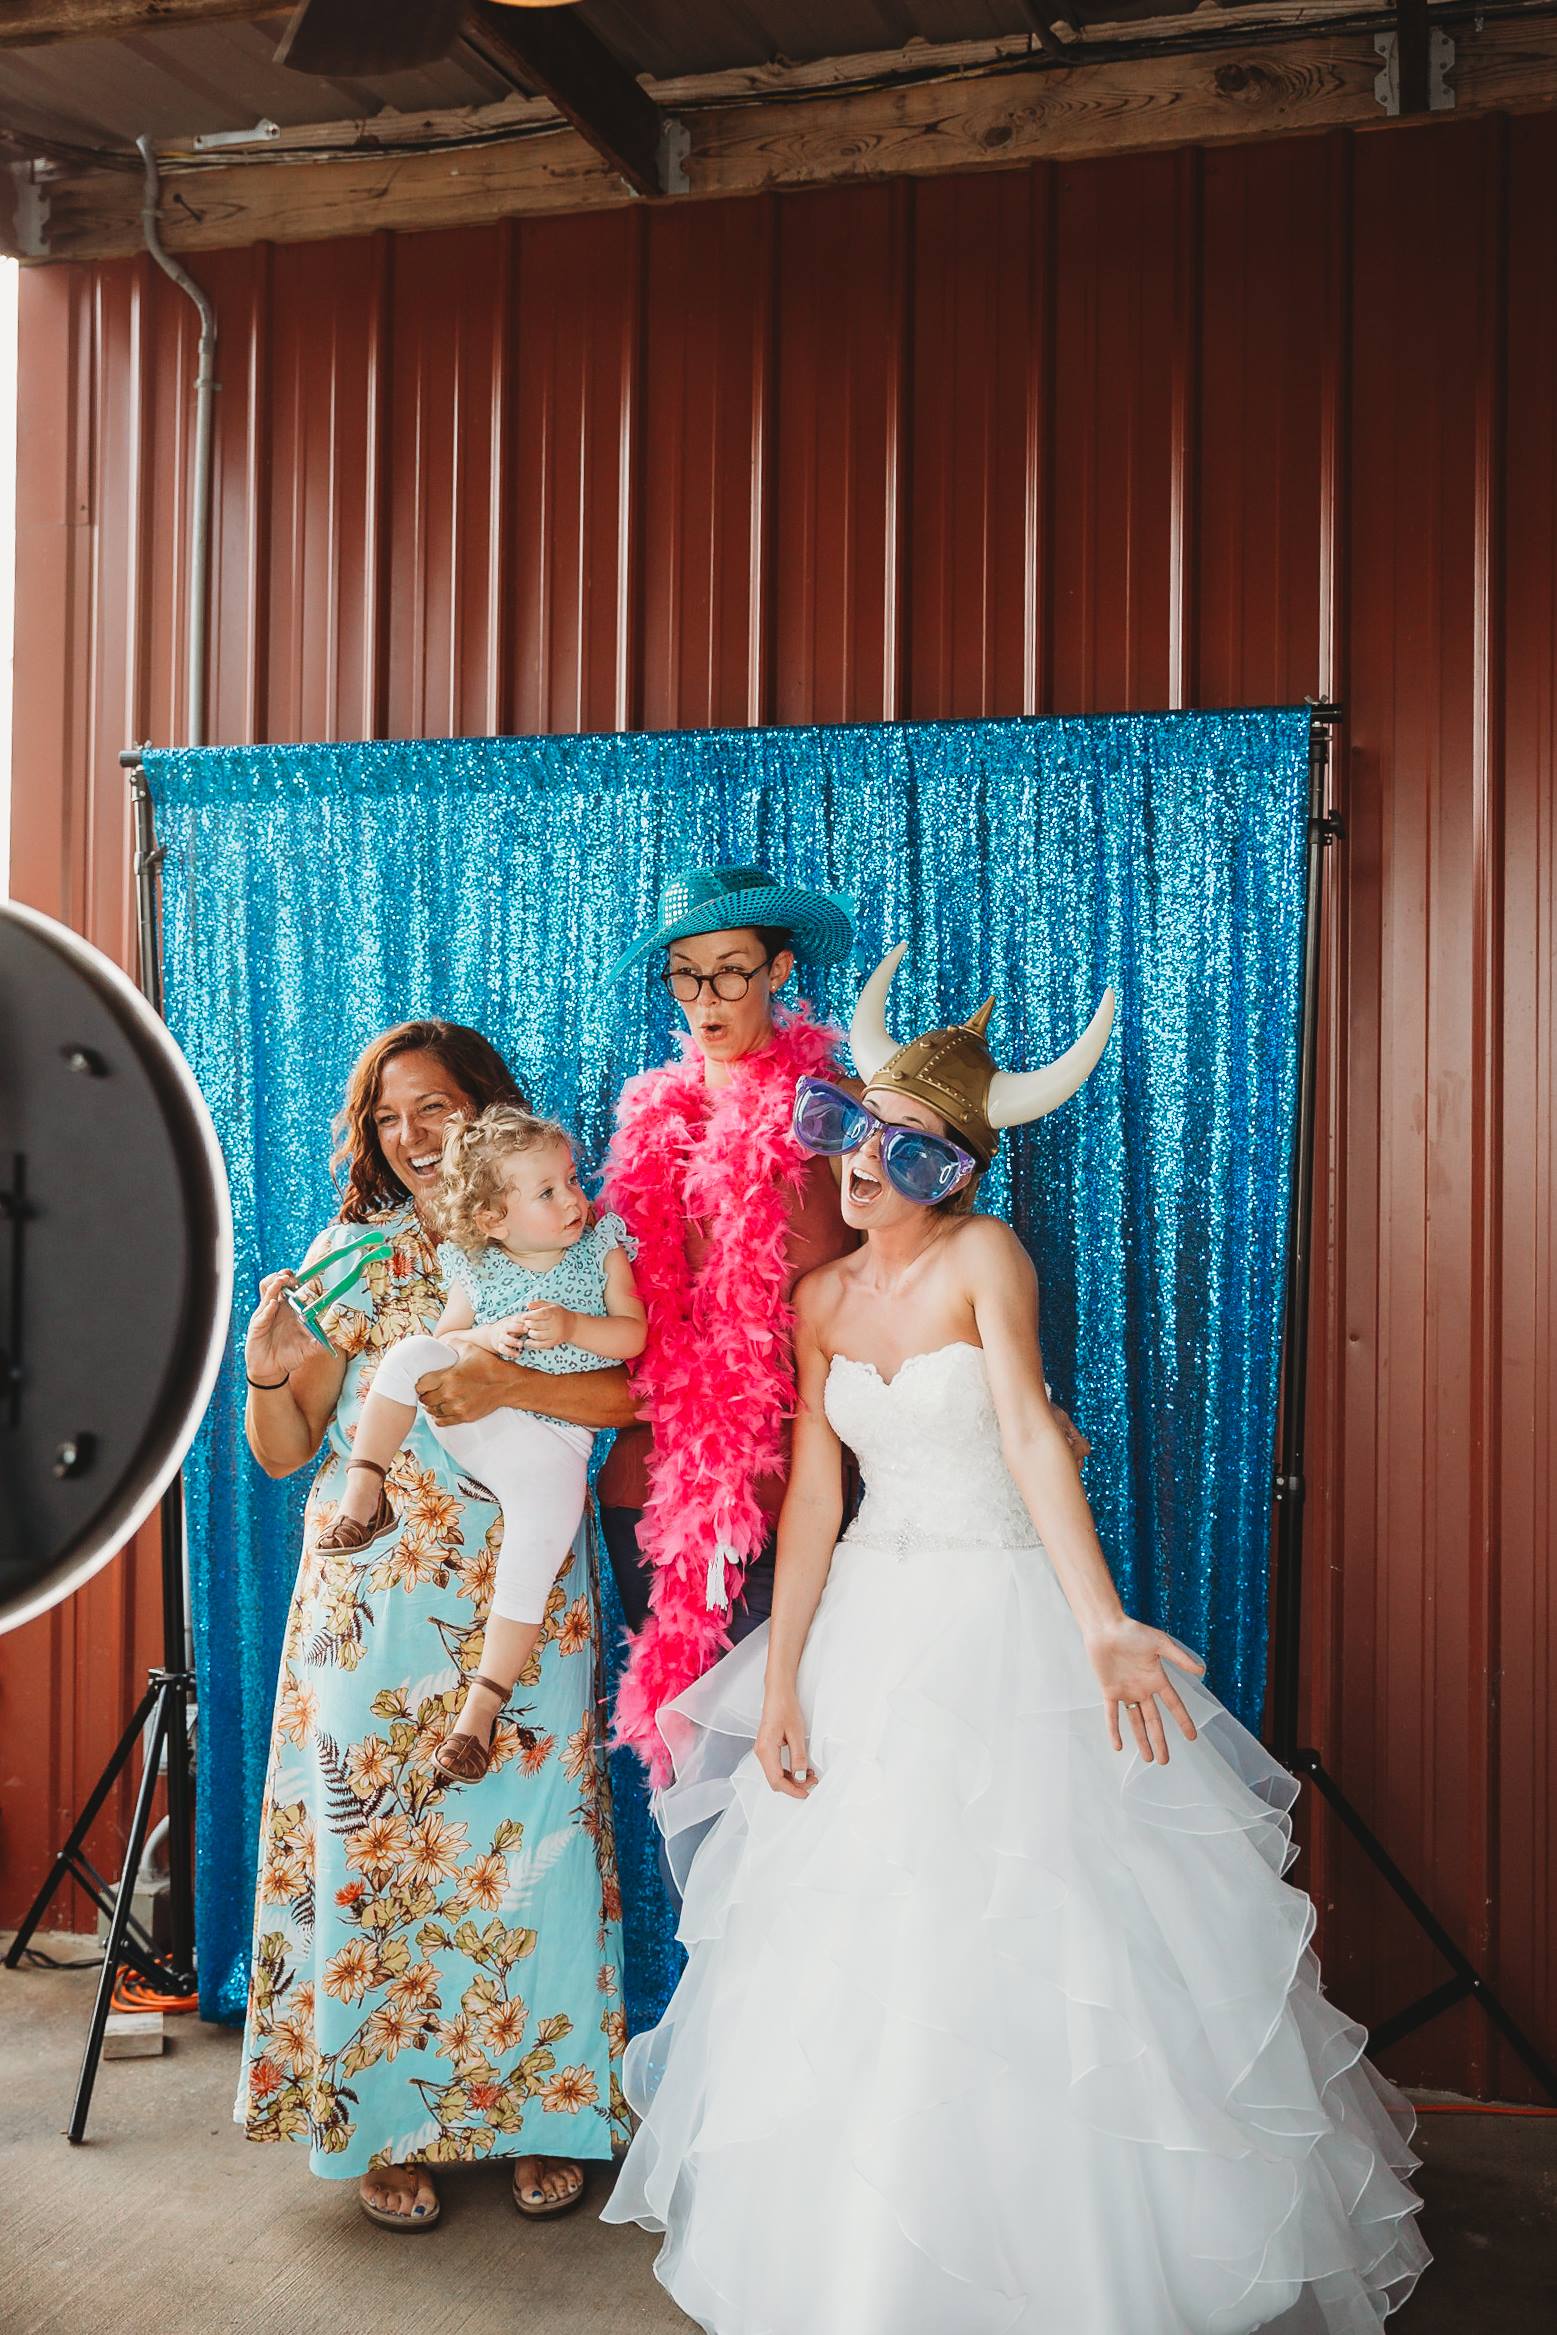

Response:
(3, 755), (199, 2141)
(1269, 702), (1556, 2099)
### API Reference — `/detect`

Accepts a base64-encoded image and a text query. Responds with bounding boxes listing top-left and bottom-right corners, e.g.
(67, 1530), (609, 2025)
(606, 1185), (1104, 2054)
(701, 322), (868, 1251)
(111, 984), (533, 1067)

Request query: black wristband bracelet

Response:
(246, 1367), (290, 1391)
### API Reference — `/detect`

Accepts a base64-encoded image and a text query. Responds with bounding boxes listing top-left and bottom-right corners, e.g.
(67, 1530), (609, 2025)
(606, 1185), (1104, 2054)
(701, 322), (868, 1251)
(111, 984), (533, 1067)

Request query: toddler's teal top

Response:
(437, 1211), (632, 1379)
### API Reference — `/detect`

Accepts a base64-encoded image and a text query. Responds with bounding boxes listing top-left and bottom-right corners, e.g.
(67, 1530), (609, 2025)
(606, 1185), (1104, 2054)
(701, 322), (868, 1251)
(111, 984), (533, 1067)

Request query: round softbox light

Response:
(0, 901), (232, 1634)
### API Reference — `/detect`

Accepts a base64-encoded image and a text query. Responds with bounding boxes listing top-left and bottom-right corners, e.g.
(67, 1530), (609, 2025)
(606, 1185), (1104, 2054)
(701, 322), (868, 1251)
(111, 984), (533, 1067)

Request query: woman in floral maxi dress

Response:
(237, 1022), (628, 2229)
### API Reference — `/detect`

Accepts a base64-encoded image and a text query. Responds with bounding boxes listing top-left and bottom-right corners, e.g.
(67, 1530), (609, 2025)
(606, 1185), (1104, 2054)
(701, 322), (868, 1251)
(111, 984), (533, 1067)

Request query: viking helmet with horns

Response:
(849, 942), (1116, 1166)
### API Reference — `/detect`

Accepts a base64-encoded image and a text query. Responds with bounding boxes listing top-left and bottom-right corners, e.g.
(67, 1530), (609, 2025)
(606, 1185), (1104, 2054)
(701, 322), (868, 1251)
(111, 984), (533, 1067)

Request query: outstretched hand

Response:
(1085, 1617), (1205, 1765)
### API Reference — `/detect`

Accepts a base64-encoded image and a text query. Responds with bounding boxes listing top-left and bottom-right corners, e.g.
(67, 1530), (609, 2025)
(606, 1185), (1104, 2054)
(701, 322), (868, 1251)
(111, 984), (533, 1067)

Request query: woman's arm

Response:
(243, 1248), (348, 1479)
(417, 1347), (640, 1432)
(965, 1218), (1203, 1765)
(755, 1289), (846, 1800)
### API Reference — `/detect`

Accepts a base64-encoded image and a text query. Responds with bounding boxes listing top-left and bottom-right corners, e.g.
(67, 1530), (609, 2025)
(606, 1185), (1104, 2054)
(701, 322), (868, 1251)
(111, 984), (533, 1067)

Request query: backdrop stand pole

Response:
(1269, 701), (1557, 2100)
(4, 747), (201, 2142)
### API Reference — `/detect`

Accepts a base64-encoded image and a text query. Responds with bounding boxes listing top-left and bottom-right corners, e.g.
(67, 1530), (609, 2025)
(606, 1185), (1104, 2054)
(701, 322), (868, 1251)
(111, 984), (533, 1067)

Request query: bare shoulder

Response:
(946, 1212), (1035, 1286)
(794, 1252), (853, 1333)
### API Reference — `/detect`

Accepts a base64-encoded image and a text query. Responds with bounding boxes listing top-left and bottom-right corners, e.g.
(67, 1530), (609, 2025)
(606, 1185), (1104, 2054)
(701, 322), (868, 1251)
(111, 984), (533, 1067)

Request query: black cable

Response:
(16, 0), (1557, 182)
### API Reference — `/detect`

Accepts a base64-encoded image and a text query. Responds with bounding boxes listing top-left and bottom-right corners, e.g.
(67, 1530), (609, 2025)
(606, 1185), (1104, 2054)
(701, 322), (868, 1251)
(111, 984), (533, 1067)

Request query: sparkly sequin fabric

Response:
(148, 707), (1310, 2037)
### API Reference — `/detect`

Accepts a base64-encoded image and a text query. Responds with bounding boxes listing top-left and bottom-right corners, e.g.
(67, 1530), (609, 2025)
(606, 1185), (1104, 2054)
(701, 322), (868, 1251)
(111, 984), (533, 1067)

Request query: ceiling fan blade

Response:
(275, 0), (470, 77)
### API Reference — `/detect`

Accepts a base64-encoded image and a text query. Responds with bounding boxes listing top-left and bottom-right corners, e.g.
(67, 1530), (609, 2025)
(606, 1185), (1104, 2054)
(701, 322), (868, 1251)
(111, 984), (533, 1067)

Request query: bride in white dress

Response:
(603, 948), (1429, 2335)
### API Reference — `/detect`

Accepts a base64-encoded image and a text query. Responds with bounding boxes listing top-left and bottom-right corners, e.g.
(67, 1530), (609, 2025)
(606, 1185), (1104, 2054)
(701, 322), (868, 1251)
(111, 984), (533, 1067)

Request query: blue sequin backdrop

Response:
(146, 707), (1311, 2031)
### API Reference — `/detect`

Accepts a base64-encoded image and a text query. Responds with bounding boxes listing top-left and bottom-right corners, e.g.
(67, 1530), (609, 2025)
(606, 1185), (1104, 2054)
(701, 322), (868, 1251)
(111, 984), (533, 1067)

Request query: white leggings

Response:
(370, 1334), (593, 1626)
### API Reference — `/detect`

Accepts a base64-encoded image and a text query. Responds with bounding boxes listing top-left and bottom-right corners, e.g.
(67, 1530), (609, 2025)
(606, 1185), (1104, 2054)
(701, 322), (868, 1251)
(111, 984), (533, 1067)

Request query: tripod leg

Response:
(1299, 1751), (1557, 2101)
(161, 1662), (196, 1990)
(157, 1484), (197, 1990)
(4, 1679), (161, 1969)
(67, 1679), (173, 2144)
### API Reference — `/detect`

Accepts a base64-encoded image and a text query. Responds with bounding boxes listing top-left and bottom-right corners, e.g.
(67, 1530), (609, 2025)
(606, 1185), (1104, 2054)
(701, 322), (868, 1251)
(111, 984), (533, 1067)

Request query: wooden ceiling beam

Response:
(0, 0), (268, 43)
(18, 13), (1557, 263)
(463, 0), (668, 199)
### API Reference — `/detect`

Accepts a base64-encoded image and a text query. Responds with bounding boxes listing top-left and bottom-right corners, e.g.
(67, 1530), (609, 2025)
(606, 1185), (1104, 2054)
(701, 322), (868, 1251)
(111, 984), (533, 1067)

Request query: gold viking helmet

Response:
(849, 942), (1117, 1167)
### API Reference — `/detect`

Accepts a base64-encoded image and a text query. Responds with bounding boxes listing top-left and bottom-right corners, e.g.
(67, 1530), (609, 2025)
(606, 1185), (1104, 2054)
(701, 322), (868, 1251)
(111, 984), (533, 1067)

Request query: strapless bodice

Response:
(824, 1341), (1040, 1553)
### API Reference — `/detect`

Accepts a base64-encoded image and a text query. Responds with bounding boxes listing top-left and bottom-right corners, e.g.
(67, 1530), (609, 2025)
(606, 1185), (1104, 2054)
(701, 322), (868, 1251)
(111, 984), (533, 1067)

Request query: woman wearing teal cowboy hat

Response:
(595, 867), (865, 1765)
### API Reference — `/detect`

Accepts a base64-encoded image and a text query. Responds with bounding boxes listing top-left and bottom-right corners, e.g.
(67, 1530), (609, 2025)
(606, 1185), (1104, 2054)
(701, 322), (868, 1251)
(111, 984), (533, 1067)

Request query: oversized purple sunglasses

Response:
(792, 1076), (977, 1207)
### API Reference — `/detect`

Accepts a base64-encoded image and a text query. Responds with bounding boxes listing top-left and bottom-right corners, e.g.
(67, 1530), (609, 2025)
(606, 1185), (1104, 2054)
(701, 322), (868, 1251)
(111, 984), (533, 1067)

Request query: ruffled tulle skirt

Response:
(602, 1527), (1429, 2334)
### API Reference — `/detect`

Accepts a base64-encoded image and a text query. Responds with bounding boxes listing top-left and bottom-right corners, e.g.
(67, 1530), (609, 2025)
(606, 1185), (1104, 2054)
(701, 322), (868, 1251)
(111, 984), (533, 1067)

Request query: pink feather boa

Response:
(600, 1005), (843, 1779)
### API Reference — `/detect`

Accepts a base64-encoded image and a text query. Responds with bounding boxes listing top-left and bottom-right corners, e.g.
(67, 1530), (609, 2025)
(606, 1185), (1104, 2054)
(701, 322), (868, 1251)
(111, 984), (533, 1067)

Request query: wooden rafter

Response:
(464, 0), (667, 199)
(7, 11), (1557, 262)
(0, 0), (264, 40)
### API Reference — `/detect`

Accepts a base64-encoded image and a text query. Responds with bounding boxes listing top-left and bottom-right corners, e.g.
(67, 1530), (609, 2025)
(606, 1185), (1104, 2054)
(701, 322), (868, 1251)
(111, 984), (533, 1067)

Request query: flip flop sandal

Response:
(512, 2161), (586, 2219)
(358, 2180), (440, 2232)
(316, 1460), (398, 1554)
(432, 1673), (511, 1785)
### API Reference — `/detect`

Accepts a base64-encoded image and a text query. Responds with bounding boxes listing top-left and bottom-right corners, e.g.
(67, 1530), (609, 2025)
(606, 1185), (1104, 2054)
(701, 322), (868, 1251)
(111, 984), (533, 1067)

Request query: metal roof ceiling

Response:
(585, 3), (1041, 80)
(0, 16), (509, 151)
(0, 1), (1306, 158)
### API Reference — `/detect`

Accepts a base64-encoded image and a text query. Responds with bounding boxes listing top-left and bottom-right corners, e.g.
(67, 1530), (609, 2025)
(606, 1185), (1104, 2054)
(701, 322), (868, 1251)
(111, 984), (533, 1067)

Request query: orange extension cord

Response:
(1412, 2101), (1557, 2118)
(109, 1967), (199, 2015)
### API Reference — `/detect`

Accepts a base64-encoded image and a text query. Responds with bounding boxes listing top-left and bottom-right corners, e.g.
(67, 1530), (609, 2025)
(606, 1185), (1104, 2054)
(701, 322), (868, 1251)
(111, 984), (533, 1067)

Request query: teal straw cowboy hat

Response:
(609, 864), (856, 981)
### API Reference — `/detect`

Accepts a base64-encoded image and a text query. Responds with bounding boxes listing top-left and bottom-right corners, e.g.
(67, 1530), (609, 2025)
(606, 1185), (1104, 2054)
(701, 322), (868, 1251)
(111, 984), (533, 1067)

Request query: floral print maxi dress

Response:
(236, 1203), (628, 2179)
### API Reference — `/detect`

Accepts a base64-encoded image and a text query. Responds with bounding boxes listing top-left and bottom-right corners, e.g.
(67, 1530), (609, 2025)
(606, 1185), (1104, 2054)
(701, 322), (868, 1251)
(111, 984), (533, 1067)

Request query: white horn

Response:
(849, 940), (909, 1081)
(986, 988), (1116, 1129)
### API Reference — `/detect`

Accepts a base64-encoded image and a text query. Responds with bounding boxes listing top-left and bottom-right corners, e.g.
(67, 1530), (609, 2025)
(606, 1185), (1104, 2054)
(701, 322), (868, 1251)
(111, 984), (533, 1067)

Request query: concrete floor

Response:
(3, 1946), (1553, 2335)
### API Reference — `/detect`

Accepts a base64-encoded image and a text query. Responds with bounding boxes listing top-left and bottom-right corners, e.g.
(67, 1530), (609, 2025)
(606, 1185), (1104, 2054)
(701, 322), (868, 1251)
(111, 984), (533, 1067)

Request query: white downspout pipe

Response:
(136, 136), (217, 748)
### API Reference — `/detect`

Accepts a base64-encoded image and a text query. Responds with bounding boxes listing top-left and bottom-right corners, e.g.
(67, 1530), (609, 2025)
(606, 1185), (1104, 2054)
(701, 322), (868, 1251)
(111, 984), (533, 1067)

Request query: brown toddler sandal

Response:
(432, 1673), (511, 1784)
(316, 1459), (398, 1553)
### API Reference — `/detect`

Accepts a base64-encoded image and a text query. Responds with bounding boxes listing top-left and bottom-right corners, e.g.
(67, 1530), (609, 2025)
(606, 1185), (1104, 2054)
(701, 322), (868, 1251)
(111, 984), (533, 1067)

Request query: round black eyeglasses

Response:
(659, 958), (774, 1004)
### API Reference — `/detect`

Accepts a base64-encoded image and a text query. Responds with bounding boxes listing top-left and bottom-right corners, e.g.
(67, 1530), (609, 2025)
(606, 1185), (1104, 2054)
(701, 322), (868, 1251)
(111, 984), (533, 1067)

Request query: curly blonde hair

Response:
(425, 1105), (575, 1253)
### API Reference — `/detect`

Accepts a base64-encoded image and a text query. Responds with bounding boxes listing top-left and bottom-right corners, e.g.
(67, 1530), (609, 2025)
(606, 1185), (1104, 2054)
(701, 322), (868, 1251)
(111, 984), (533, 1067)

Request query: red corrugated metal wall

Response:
(6, 114), (1554, 2102)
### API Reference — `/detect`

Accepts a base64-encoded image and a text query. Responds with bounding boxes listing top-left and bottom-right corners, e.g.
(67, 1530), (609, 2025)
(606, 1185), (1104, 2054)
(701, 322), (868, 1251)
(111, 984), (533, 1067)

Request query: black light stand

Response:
(3, 753), (200, 2141)
(1269, 701), (1557, 2099)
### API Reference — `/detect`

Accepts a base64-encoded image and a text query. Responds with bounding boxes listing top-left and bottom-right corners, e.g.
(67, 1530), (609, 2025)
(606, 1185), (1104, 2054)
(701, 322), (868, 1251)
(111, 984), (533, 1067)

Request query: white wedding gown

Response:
(603, 1342), (1429, 2334)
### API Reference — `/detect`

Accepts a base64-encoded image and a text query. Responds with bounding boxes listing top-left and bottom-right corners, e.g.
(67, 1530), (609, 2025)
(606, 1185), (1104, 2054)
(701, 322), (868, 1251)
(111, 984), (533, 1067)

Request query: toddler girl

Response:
(318, 1105), (646, 1783)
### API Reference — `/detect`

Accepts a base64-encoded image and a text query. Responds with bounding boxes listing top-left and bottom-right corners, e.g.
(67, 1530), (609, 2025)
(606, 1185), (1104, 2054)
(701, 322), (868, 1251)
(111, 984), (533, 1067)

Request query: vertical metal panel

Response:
(1494, 113), (1557, 2105)
(509, 211), (644, 737)
(907, 170), (1046, 722)
(1195, 142), (1329, 708)
(383, 227), (514, 739)
(1049, 154), (1179, 714)
(5, 123), (1555, 2099)
(640, 200), (775, 731)
(772, 183), (911, 726)
(1334, 118), (1507, 2092)
(204, 244), (273, 746)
